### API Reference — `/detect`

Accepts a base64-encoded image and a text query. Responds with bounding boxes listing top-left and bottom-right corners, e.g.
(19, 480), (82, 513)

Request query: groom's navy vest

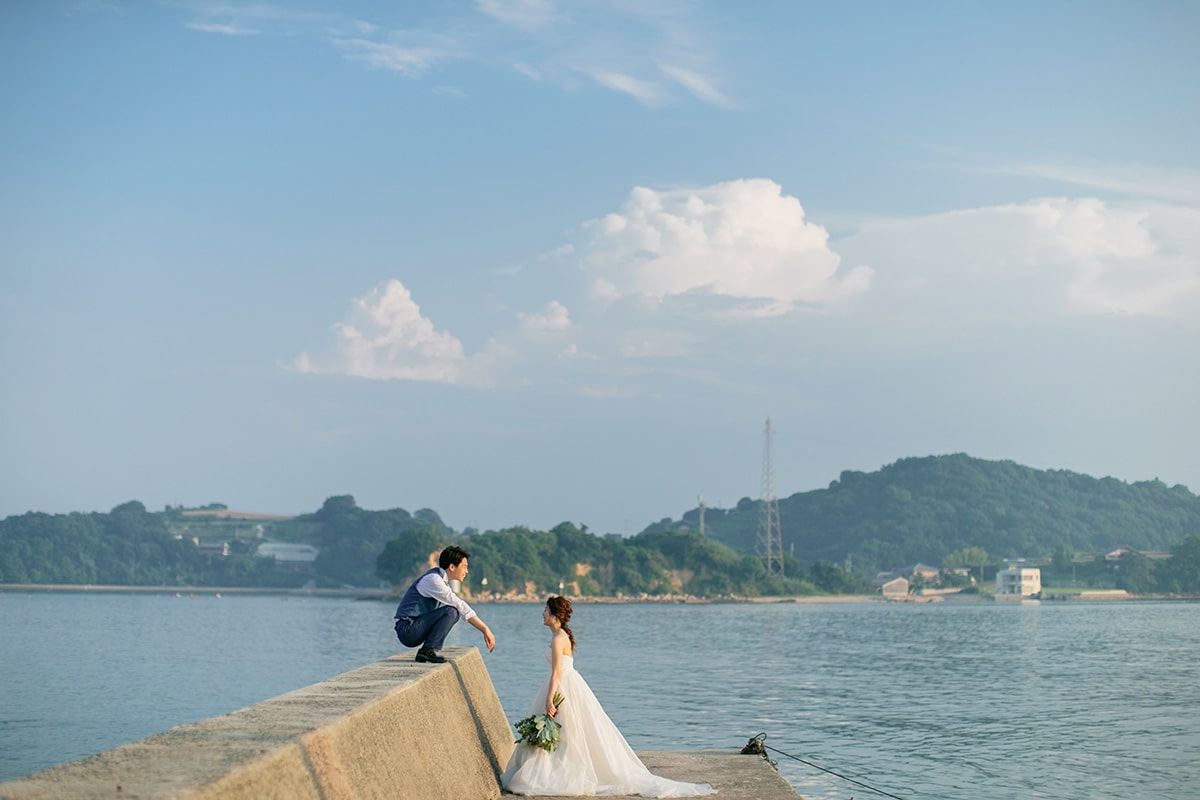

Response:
(394, 567), (443, 621)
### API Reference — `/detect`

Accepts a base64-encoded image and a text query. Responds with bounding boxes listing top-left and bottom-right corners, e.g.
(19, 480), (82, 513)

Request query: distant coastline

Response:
(4, 583), (1194, 603)
(0, 583), (874, 603)
(0, 583), (385, 598)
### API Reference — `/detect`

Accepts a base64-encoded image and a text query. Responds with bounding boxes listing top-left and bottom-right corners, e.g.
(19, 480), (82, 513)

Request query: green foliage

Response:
(1159, 536), (1200, 593)
(375, 527), (449, 585)
(315, 497), (451, 587)
(809, 560), (873, 594)
(650, 455), (1200, 574)
(395, 523), (820, 598)
(0, 503), (296, 586)
(1123, 535), (1200, 594)
(5, 455), (1198, 596)
(944, 547), (989, 569)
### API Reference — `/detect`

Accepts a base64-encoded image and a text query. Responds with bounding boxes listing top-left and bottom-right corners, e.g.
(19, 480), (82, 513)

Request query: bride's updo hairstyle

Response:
(547, 595), (575, 653)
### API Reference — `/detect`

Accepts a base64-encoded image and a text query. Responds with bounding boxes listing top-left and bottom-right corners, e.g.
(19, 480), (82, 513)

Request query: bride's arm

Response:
(545, 632), (566, 717)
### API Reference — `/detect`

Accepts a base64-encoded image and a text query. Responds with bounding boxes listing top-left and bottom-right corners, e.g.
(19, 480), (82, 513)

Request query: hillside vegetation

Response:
(649, 454), (1200, 575)
(2, 454), (1198, 595)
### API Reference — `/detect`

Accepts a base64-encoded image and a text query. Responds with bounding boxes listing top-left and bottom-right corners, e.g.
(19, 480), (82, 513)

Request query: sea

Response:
(1, 591), (1197, 800)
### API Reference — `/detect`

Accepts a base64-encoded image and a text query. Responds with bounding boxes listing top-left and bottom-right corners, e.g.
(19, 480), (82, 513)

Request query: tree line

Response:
(652, 454), (1200, 575)
(2, 454), (1198, 595)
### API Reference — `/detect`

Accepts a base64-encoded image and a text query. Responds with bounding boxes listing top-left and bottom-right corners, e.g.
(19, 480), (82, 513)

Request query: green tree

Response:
(1115, 551), (1157, 594)
(1158, 535), (1200, 593)
(376, 527), (448, 585)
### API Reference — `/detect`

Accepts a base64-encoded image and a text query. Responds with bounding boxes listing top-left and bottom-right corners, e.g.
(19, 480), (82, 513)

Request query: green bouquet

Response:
(514, 692), (566, 752)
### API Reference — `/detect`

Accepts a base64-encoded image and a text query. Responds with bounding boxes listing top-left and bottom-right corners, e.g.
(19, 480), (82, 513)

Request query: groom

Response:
(393, 545), (496, 663)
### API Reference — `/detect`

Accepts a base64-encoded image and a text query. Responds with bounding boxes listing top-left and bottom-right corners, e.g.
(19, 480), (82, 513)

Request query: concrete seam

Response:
(294, 737), (330, 800)
(448, 659), (505, 785)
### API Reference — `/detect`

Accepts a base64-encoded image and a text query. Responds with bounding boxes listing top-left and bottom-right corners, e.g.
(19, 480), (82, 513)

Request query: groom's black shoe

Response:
(415, 647), (446, 664)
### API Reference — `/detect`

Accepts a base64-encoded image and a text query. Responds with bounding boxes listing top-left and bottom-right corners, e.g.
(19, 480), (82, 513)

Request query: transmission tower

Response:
(757, 418), (784, 576)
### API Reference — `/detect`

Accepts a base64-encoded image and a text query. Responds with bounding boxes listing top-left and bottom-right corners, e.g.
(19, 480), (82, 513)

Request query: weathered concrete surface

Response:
(0, 647), (514, 800)
(512, 751), (801, 799)
(0, 647), (800, 800)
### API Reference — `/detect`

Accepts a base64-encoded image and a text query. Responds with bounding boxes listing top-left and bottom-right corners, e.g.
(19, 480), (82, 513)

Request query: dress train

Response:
(501, 649), (716, 797)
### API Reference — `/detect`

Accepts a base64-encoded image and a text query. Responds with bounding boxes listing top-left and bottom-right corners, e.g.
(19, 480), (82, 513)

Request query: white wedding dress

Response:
(501, 648), (716, 797)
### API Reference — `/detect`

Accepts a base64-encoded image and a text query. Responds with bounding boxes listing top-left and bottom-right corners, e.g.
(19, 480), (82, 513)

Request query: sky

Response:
(2, 1), (1198, 535)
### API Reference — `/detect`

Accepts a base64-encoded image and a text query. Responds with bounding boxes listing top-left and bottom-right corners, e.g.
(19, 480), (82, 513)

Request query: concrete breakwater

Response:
(0, 647), (799, 800)
(0, 647), (512, 800)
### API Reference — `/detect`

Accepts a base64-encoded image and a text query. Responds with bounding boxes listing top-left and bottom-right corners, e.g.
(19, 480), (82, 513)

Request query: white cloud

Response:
(965, 157), (1200, 206)
(518, 300), (571, 331)
(183, 4), (375, 39)
(658, 63), (734, 109)
(476, 0), (559, 32)
(333, 39), (446, 76)
(179, 1), (732, 107)
(512, 61), (542, 80)
(583, 384), (642, 399)
(576, 179), (874, 314)
(186, 21), (257, 35)
(291, 192), (1197, 399)
(482, 1), (732, 108)
(845, 197), (1200, 318)
(582, 69), (667, 106)
(295, 280), (465, 383)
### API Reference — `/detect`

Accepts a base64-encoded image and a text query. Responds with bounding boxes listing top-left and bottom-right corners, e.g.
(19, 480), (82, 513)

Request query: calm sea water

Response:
(1, 592), (1197, 800)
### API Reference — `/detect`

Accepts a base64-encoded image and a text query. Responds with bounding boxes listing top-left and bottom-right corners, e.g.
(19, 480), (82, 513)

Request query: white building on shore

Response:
(995, 560), (1041, 597)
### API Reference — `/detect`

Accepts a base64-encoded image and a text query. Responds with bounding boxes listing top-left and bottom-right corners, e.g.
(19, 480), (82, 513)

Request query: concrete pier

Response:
(0, 647), (799, 799)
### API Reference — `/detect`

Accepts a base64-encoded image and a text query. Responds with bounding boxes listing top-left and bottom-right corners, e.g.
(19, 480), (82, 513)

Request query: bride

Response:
(501, 596), (716, 797)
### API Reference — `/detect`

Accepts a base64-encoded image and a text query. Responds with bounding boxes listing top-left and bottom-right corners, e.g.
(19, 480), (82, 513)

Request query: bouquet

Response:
(514, 692), (565, 752)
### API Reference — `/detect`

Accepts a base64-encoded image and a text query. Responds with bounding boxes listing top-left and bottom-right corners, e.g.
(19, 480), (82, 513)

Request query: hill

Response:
(647, 454), (1200, 574)
(3, 455), (1198, 594)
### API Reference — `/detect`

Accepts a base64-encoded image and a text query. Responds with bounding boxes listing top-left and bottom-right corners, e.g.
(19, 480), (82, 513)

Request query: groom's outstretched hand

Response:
(470, 616), (496, 652)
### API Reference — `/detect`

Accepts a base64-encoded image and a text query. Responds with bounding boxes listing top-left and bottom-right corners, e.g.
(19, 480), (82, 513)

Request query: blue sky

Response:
(2, 1), (1198, 535)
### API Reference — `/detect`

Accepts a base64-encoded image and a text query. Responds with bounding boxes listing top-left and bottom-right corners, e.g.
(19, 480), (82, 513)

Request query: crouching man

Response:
(393, 545), (496, 663)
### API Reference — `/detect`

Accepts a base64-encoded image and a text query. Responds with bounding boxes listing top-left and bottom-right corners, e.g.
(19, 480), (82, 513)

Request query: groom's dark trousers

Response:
(394, 605), (459, 651)
(393, 566), (461, 651)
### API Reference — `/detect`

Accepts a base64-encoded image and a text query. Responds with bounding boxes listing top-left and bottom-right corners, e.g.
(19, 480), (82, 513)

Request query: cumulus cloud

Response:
(845, 197), (1200, 318)
(576, 179), (874, 315)
(291, 186), (1198, 401)
(292, 284), (583, 387)
(293, 280), (465, 383)
(518, 300), (571, 331)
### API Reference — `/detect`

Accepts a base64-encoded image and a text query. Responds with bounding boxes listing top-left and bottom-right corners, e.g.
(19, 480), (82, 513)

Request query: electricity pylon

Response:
(757, 418), (784, 576)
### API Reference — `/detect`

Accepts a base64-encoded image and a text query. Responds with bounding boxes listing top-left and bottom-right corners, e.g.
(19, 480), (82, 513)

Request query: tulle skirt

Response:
(501, 656), (716, 797)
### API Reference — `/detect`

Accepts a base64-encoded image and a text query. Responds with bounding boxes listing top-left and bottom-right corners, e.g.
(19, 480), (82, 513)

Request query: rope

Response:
(742, 733), (911, 800)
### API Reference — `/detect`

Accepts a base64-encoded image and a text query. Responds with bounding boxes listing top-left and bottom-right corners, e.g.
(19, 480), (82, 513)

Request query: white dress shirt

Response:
(416, 567), (477, 622)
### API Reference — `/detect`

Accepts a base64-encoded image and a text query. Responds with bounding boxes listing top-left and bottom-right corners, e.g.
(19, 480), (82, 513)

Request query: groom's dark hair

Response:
(439, 545), (471, 570)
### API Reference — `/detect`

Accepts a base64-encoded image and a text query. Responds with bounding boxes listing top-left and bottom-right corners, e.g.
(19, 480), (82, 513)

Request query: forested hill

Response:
(649, 454), (1200, 574)
(3, 455), (1198, 592)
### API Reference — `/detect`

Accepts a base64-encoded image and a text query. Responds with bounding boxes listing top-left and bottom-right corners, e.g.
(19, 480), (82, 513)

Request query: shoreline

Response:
(0, 584), (877, 603)
(3, 583), (1196, 603)
(0, 583), (387, 598)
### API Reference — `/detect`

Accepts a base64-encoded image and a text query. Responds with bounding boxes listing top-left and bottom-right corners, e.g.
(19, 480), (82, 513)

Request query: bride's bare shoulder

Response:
(553, 629), (572, 654)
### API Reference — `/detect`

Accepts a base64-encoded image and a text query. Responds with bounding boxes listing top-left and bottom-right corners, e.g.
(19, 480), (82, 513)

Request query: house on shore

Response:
(255, 542), (319, 567)
(880, 577), (910, 599)
(995, 560), (1041, 597)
